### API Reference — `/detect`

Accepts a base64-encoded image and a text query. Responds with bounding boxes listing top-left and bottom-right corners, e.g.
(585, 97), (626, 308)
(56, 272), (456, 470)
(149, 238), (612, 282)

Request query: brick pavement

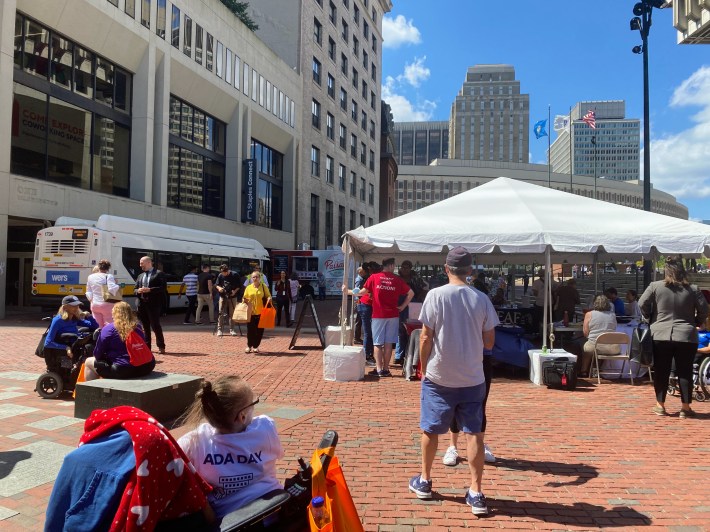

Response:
(0, 301), (708, 531)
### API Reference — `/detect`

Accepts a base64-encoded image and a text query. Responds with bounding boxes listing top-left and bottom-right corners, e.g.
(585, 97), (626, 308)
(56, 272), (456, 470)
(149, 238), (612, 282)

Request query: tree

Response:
(220, 0), (258, 31)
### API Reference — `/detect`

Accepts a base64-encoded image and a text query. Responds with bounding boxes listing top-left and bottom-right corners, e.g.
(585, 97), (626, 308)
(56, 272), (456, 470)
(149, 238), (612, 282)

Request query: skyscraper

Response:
(449, 65), (529, 163)
(549, 101), (640, 182)
(392, 121), (448, 166)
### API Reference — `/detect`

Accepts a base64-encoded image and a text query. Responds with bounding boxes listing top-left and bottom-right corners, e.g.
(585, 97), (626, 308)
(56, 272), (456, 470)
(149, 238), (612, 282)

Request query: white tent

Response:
(340, 177), (710, 347)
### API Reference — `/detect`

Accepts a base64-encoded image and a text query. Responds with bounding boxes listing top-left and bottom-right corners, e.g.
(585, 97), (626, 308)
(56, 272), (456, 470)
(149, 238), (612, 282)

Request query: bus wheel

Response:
(36, 372), (64, 399)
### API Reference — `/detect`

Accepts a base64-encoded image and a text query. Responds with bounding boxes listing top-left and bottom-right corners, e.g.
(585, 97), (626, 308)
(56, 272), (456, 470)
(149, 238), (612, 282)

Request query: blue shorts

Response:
(371, 317), (399, 345)
(420, 378), (485, 435)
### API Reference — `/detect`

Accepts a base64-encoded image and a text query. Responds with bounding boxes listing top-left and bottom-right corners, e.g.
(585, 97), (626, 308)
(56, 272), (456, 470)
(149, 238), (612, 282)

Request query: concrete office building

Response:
(449, 64), (529, 164)
(549, 101), (640, 183)
(392, 121), (448, 166)
(249, 0), (392, 250)
(395, 159), (687, 219)
(0, 0), (303, 317)
(673, 0), (710, 44)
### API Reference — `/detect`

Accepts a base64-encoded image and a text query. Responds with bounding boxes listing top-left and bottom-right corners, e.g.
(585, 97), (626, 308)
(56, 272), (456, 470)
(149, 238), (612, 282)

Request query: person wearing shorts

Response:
(408, 246), (499, 517)
(356, 258), (413, 378)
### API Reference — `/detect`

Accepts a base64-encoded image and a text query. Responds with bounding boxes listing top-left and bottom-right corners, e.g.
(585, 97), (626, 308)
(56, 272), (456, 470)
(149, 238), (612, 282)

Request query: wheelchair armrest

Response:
(219, 489), (291, 531)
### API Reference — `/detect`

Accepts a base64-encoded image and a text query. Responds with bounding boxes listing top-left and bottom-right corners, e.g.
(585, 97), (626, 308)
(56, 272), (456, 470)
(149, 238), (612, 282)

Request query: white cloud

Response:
(382, 15), (422, 49)
(382, 75), (436, 122)
(646, 66), (710, 199)
(402, 56), (430, 88)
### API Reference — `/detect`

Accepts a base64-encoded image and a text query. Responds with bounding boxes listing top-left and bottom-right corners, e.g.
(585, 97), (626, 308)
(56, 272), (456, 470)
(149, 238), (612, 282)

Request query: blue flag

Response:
(534, 119), (548, 139)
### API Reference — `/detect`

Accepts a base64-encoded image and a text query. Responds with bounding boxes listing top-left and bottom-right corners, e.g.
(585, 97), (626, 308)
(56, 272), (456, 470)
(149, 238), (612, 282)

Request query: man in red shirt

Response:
(357, 258), (414, 377)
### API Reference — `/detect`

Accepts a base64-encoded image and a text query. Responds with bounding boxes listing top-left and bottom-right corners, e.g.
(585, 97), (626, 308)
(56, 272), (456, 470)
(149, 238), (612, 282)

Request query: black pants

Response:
(275, 296), (289, 326)
(653, 340), (697, 404)
(247, 314), (265, 349)
(95, 358), (156, 379)
(451, 355), (493, 434)
(184, 295), (197, 322)
(137, 302), (165, 350)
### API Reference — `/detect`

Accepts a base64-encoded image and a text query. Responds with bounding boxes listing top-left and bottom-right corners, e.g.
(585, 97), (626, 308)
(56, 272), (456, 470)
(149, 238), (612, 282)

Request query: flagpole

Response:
(547, 104), (551, 187)
(568, 105), (574, 194)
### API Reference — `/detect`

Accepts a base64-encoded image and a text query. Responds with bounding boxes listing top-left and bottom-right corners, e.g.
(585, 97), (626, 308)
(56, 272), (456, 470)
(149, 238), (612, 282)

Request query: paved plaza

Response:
(0, 301), (708, 531)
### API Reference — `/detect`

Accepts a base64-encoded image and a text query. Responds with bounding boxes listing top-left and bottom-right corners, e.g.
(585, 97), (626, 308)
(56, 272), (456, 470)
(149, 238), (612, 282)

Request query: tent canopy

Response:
(344, 177), (710, 264)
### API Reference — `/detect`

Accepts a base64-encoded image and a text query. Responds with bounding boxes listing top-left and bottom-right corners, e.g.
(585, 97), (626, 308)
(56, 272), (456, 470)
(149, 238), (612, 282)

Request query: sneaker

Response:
(245, 347), (252, 353)
(253, 348), (259, 354)
(484, 444), (496, 463)
(408, 475), (432, 499)
(652, 405), (667, 416)
(365, 357), (376, 367)
(442, 446), (458, 466)
(378, 370), (392, 377)
(182, 321), (191, 325)
(465, 491), (488, 516)
(216, 330), (224, 337)
(679, 409), (696, 419)
(230, 331), (238, 336)
(195, 321), (203, 325)
(367, 368), (380, 376)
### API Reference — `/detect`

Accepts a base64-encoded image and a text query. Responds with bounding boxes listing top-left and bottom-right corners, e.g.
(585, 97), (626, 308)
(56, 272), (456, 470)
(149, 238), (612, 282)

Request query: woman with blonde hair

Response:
(85, 259), (121, 327)
(242, 270), (272, 353)
(178, 376), (284, 522)
(639, 257), (708, 417)
(84, 302), (155, 381)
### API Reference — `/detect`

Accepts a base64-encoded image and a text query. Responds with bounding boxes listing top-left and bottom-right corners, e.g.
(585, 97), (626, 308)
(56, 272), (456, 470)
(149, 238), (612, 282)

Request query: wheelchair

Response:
(668, 353), (710, 402)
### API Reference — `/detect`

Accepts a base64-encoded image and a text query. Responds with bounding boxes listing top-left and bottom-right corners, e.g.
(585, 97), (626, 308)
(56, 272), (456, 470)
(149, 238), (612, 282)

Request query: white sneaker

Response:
(484, 444), (496, 463)
(442, 445), (458, 466)
(230, 330), (238, 336)
(216, 330), (223, 337)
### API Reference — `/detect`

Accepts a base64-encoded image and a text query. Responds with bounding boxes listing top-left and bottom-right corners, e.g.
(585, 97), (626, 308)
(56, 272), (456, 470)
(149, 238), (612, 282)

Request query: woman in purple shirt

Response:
(84, 302), (155, 380)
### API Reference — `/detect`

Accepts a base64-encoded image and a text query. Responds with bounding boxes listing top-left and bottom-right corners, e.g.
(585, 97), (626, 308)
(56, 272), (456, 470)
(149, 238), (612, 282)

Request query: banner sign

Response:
(243, 158), (256, 223)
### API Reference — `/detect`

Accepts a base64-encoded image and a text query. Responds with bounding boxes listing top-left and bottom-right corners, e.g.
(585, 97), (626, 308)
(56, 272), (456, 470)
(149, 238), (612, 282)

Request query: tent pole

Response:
(340, 237), (352, 347)
(543, 247), (551, 350)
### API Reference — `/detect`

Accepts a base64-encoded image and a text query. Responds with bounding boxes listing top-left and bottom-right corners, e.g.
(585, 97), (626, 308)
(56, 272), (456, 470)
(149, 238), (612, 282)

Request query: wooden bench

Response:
(74, 372), (202, 422)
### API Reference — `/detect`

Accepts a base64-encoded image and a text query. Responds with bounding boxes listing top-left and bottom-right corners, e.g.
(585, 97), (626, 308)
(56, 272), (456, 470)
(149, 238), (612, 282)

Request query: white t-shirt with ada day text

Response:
(419, 284), (500, 388)
(178, 415), (284, 518)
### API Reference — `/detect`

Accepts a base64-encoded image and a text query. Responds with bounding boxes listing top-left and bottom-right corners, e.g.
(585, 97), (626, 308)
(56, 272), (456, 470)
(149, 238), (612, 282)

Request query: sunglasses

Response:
(234, 398), (259, 421)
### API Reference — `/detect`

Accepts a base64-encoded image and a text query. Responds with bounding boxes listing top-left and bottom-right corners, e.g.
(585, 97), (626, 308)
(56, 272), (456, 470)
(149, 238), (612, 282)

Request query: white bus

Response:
(32, 215), (271, 309)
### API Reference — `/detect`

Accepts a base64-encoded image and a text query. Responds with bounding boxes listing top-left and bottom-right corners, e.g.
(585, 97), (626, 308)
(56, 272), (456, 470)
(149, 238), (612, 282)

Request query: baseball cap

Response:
(446, 246), (472, 268)
(62, 295), (83, 306)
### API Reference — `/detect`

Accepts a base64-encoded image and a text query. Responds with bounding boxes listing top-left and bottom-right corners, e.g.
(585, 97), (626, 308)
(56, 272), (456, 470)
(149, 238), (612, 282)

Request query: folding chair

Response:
(591, 332), (632, 385)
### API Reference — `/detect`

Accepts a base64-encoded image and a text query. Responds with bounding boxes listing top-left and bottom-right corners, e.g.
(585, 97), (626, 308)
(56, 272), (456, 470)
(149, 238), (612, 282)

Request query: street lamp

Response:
(629, 0), (669, 288)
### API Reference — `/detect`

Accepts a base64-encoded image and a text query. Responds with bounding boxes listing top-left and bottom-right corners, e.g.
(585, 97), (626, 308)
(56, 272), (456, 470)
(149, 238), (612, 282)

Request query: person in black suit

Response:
(135, 256), (167, 354)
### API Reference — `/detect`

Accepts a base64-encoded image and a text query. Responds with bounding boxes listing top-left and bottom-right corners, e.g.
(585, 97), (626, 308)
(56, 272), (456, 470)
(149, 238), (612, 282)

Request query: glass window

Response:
(314, 18), (322, 45)
(311, 99), (321, 129)
(125, 0), (135, 18)
(206, 33), (214, 71)
(259, 75), (265, 106)
(180, 101), (193, 141)
(325, 200), (333, 247)
(252, 69), (258, 102)
(216, 41), (223, 78)
(326, 156), (334, 183)
(11, 84), (47, 179)
(340, 88), (347, 110)
(73, 46), (94, 98)
(13, 14), (23, 69)
(195, 25), (203, 64)
(142, 0), (152, 29)
(50, 35), (73, 88)
(339, 164), (346, 190)
(350, 171), (356, 196)
(22, 18), (50, 78)
(311, 146), (320, 176)
(92, 116), (130, 196)
(95, 56), (114, 106)
(341, 53), (348, 76)
(338, 205), (345, 240)
(312, 57), (321, 85)
(329, 2), (337, 24)
(46, 97), (91, 189)
(339, 123), (346, 149)
(234, 55), (241, 89)
(193, 109), (205, 147)
(183, 15), (192, 56)
(327, 74), (335, 98)
(342, 19), (349, 42)
(326, 112), (334, 140)
(368, 183), (374, 205)
(310, 195), (320, 250)
(115, 68), (131, 112)
(203, 158), (225, 217)
(350, 209), (356, 230)
(225, 49), (232, 85)
(169, 96), (181, 136)
(360, 177), (365, 201)
(156, 0), (166, 37)
(328, 37), (336, 61)
(243, 62), (249, 96)
(171, 5), (180, 48)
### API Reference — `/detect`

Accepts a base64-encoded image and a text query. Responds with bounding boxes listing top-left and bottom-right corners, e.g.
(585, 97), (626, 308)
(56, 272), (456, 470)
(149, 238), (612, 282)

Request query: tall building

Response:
(549, 101), (640, 182)
(380, 102), (398, 221)
(1, 0), (304, 318)
(250, 0), (392, 249)
(392, 121), (448, 166)
(673, 1), (710, 44)
(449, 65), (529, 163)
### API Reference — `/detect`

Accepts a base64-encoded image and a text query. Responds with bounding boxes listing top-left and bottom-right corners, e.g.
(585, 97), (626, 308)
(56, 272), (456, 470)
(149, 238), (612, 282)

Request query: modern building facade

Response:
(673, 0), (710, 44)
(449, 64), (529, 164)
(549, 101), (640, 182)
(395, 159), (687, 219)
(249, 0), (392, 250)
(1, 0), (303, 317)
(392, 121), (448, 166)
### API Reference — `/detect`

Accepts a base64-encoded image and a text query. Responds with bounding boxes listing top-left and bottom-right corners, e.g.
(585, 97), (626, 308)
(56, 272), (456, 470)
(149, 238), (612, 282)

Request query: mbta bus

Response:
(32, 215), (271, 309)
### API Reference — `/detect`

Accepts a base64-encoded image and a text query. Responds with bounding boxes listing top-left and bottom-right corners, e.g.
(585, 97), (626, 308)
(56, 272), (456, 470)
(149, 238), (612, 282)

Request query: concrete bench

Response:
(74, 372), (202, 422)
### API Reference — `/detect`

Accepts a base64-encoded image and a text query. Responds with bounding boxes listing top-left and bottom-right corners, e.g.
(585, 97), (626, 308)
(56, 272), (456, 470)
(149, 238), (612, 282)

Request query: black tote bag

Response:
(629, 322), (653, 367)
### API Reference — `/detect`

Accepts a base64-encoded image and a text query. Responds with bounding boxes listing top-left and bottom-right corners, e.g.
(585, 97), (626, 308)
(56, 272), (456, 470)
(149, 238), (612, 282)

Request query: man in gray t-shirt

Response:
(408, 246), (499, 516)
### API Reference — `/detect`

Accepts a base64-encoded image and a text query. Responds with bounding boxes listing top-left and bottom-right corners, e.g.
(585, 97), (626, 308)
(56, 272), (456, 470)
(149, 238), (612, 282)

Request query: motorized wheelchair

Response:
(34, 317), (97, 399)
(668, 352), (710, 402)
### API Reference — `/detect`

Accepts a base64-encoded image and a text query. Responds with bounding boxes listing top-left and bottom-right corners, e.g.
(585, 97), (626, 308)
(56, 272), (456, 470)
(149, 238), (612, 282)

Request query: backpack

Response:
(125, 330), (153, 366)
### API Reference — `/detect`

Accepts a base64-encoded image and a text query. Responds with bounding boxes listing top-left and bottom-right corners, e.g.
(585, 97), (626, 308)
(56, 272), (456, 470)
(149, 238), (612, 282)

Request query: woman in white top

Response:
(579, 295), (618, 376)
(625, 289), (642, 320)
(85, 259), (120, 327)
(178, 375), (284, 523)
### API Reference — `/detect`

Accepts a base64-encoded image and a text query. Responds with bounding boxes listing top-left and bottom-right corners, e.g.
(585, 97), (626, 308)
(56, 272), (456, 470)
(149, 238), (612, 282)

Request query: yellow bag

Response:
(309, 447), (363, 532)
(232, 301), (252, 323)
(257, 301), (276, 329)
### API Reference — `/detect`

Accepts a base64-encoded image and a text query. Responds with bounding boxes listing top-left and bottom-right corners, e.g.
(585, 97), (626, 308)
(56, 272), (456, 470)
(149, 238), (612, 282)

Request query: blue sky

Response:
(381, 1), (710, 220)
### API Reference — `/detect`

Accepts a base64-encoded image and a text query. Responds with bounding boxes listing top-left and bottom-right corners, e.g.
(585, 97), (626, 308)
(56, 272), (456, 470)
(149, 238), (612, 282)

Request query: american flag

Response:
(582, 109), (596, 129)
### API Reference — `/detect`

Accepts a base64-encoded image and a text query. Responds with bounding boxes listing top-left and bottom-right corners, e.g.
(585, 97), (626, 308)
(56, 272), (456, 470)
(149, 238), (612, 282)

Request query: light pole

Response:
(630, 0), (669, 288)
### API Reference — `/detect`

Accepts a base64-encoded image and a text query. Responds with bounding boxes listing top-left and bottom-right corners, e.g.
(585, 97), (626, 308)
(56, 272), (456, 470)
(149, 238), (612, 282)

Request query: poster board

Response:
(289, 295), (325, 349)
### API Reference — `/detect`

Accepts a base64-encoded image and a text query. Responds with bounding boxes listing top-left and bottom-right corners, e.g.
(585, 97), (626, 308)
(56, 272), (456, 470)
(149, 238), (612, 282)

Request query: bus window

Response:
(210, 256), (229, 272)
(122, 248), (153, 280)
(156, 252), (185, 282)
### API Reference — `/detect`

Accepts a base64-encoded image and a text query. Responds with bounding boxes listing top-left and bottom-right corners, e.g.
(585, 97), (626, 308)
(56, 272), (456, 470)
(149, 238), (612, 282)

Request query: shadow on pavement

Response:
(0, 450), (32, 480)
(160, 352), (210, 357)
(492, 457), (598, 487)
(489, 499), (652, 527)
